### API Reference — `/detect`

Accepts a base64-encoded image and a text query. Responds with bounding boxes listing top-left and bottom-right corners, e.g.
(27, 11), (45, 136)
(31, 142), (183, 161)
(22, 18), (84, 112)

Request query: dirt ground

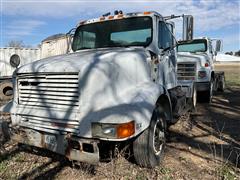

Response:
(0, 64), (239, 180)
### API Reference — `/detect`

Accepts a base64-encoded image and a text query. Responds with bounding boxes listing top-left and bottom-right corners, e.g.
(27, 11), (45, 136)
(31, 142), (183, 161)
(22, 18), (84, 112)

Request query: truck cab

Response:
(177, 37), (223, 102)
(0, 11), (196, 168)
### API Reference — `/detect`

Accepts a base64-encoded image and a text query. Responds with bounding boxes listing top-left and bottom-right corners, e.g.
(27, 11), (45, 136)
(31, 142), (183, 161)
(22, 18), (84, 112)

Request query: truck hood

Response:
(17, 47), (149, 74)
(177, 52), (210, 67)
(10, 46), (154, 138)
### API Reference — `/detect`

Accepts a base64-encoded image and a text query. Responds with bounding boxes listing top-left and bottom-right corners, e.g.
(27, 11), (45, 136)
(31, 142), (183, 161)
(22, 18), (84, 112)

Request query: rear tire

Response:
(133, 110), (166, 168)
(217, 76), (225, 92)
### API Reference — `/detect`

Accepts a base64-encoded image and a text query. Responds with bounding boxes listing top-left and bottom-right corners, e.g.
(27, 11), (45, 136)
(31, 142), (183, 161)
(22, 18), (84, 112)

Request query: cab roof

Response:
(76, 11), (163, 27)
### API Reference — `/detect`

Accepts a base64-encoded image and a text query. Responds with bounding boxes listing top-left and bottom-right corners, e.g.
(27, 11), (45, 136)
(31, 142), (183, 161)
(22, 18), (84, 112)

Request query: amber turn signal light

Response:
(117, 121), (135, 138)
(143, 11), (152, 15)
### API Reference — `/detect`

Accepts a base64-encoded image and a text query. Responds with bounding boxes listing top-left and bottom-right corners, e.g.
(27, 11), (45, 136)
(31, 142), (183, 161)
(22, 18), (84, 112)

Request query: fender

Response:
(0, 82), (173, 140)
(83, 81), (172, 139)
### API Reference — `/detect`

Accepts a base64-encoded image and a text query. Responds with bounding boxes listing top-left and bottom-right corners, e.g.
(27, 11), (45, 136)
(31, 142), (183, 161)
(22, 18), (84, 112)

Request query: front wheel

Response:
(201, 80), (213, 103)
(133, 110), (166, 168)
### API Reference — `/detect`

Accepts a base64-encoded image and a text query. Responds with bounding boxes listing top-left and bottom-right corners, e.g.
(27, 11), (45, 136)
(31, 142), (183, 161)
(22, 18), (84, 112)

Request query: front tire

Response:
(202, 80), (213, 103)
(133, 110), (166, 168)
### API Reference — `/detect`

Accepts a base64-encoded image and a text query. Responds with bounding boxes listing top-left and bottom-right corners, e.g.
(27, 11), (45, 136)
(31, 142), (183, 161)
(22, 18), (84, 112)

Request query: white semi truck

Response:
(1, 11), (197, 168)
(177, 37), (225, 102)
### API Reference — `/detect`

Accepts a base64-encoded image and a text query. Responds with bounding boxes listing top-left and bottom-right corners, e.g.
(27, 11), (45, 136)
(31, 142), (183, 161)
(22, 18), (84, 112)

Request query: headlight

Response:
(92, 121), (135, 139)
(198, 71), (207, 78)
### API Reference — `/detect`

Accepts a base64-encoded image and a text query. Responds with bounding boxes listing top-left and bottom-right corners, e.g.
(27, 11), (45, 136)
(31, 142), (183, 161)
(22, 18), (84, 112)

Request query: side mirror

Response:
(182, 15), (194, 41)
(10, 54), (20, 68)
(215, 40), (222, 52)
(66, 28), (76, 53)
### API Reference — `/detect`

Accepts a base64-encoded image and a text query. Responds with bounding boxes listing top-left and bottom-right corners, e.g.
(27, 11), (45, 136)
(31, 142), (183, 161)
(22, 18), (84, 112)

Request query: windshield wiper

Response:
(78, 47), (93, 50)
(114, 45), (131, 48)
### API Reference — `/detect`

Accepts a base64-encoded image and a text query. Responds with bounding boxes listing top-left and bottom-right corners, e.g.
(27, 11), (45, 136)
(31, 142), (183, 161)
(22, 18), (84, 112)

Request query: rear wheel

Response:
(218, 76), (225, 92)
(133, 110), (166, 168)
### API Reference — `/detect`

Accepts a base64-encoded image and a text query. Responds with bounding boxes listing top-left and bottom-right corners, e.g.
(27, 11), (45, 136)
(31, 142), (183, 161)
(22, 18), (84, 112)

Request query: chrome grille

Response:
(177, 62), (196, 80)
(18, 73), (79, 108)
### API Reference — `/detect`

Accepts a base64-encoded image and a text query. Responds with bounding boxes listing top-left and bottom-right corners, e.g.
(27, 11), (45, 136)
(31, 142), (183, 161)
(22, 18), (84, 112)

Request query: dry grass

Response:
(214, 63), (240, 87)
(0, 63), (240, 179)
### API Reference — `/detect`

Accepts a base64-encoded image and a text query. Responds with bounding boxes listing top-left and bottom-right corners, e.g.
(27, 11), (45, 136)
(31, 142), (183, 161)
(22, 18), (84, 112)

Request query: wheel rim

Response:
(153, 118), (165, 155)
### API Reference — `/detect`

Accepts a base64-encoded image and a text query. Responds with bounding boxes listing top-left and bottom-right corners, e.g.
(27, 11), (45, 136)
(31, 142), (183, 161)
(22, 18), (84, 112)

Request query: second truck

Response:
(177, 37), (225, 103)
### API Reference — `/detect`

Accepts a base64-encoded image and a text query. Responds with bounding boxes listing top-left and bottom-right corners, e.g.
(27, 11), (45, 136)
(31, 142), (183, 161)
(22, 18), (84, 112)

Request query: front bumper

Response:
(196, 82), (210, 92)
(12, 128), (100, 164)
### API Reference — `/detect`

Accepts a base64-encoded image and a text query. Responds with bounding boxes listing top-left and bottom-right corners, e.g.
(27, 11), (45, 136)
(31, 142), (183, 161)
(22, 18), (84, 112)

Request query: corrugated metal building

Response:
(0, 47), (40, 77)
(0, 34), (71, 77)
(0, 34), (71, 101)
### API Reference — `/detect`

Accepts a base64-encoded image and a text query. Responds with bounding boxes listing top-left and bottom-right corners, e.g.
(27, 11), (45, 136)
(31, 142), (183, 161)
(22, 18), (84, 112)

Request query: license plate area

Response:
(44, 134), (57, 150)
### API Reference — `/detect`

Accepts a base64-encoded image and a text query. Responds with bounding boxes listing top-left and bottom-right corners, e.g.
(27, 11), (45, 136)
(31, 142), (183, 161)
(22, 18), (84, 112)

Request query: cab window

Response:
(158, 22), (173, 49)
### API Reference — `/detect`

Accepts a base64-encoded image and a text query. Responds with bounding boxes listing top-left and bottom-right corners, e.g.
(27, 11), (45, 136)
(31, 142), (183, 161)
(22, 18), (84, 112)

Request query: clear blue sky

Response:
(1, 0), (239, 52)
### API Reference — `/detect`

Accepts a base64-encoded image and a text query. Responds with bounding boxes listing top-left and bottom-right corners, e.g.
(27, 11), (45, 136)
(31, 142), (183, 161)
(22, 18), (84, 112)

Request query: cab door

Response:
(158, 21), (177, 90)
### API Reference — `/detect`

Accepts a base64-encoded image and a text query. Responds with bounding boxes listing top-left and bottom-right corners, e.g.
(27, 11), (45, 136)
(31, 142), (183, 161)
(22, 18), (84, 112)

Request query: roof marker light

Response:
(143, 11), (152, 15)
(100, 17), (105, 21)
(117, 14), (124, 18)
(80, 20), (86, 25)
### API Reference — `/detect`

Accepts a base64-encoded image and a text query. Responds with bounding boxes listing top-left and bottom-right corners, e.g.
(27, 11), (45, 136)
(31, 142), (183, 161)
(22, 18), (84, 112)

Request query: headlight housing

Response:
(198, 71), (207, 79)
(92, 121), (135, 139)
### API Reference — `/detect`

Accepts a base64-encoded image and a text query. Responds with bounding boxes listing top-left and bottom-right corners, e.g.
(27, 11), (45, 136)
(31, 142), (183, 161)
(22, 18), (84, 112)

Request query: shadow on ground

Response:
(167, 86), (240, 168)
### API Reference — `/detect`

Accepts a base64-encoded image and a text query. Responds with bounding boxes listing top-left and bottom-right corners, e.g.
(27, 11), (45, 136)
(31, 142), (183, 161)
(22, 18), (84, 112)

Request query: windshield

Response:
(177, 39), (207, 53)
(72, 17), (152, 51)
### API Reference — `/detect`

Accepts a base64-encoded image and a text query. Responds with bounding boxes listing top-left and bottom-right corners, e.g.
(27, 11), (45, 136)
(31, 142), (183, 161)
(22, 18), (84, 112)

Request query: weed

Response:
(14, 153), (25, 162)
(136, 172), (147, 180)
(159, 167), (172, 180)
(0, 161), (8, 173)
(216, 164), (237, 180)
(179, 156), (187, 162)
